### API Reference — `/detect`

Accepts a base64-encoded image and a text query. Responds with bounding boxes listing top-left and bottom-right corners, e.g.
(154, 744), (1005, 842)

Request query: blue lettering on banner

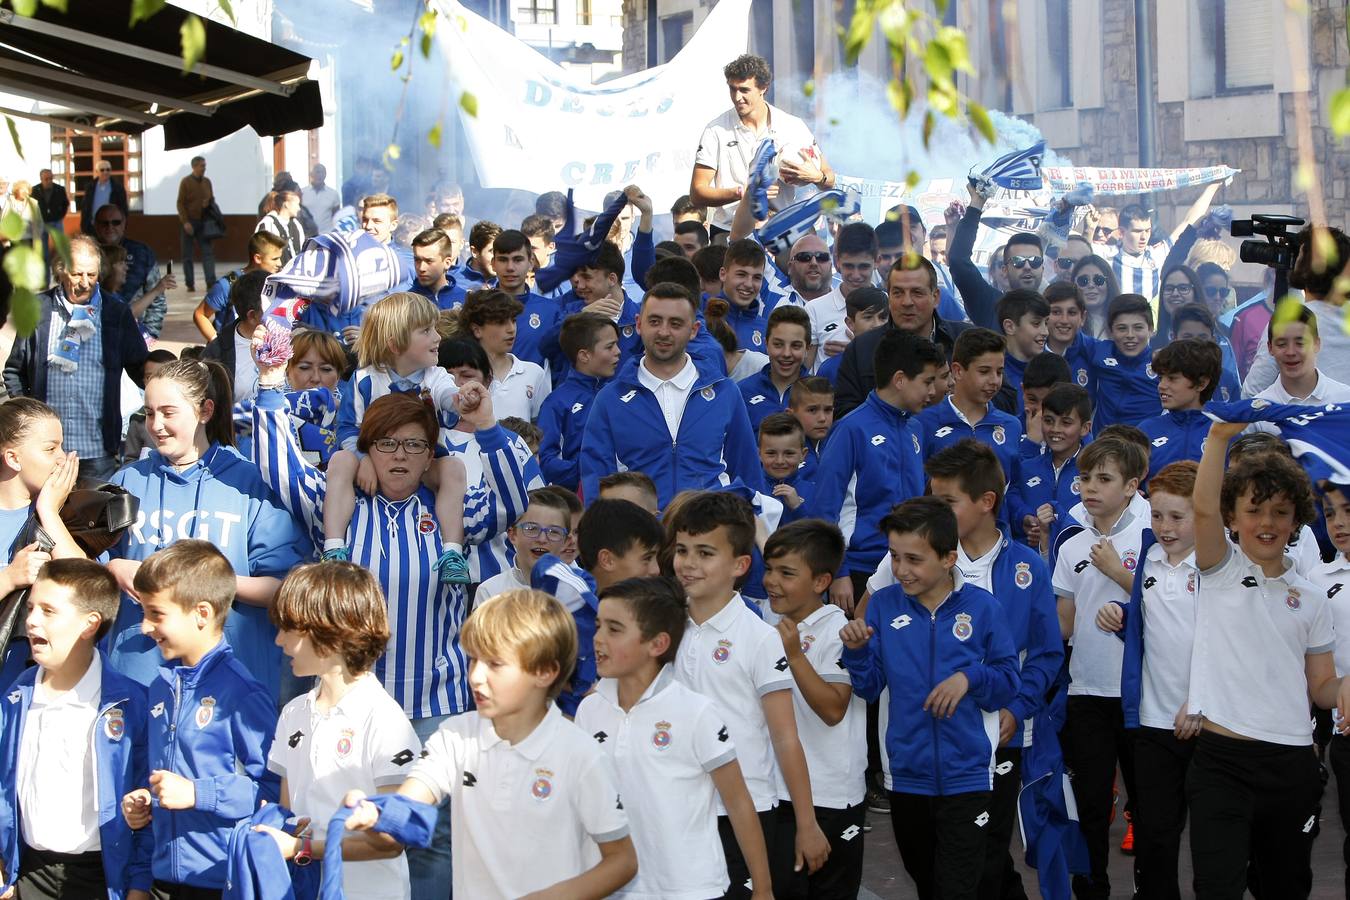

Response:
(559, 149), (695, 188)
(519, 80), (675, 119)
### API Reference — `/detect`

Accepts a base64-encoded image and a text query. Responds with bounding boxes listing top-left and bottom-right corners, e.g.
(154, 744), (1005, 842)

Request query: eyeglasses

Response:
(1009, 255), (1043, 270)
(1092, 227), (1115, 239)
(1076, 274), (1108, 288)
(1162, 283), (1193, 295)
(1055, 256), (1077, 270)
(96, 219), (124, 227)
(517, 521), (570, 544)
(792, 252), (831, 264)
(372, 437), (431, 455)
(1203, 285), (1227, 298)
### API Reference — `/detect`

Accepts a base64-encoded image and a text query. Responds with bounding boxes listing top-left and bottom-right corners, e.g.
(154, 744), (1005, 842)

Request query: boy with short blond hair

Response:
(0, 559), (152, 900)
(345, 589), (638, 899)
(120, 540), (279, 897)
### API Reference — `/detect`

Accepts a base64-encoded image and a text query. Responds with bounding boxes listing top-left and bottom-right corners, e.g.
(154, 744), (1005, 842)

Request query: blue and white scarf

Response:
(48, 285), (100, 374)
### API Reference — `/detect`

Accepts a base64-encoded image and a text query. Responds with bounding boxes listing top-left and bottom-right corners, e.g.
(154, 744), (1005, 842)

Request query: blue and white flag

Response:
(756, 187), (862, 256)
(1204, 398), (1350, 488)
(261, 230), (407, 326)
(971, 141), (1046, 195)
(747, 138), (779, 221)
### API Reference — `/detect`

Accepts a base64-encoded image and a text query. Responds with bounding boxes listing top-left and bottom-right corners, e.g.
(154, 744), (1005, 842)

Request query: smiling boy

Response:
(1090, 294), (1161, 429)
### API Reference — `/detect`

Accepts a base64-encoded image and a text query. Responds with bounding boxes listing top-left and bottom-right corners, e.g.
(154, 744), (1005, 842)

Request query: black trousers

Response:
(889, 790), (991, 900)
(851, 570), (885, 788)
(15, 847), (105, 899)
(718, 808), (780, 899)
(1186, 730), (1321, 900)
(1330, 734), (1350, 898)
(1131, 726), (1196, 900)
(1058, 694), (1135, 900)
(152, 881), (222, 900)
(978, 746), (1027, 900)
(774, 801), (865, 899)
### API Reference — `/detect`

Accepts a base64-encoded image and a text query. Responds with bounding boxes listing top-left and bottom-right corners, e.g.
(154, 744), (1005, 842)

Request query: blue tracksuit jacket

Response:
(0, 659), (152, 899)
(806, 392), (925, 574)
(739, 364), (794, 434)
(1139, 408), (1210, 481)
(537, 369), (609, 491)
(843, 581), (1020, 794)
(1090, 342), (1161, 429)
(767, 469), (815, 525)
(1057, 331), (1100, 396)
(580, 363), (765, 510)
(916, 397), (1024, 487)
(147, 640), (279, 889)
(1114, 529), (1158, 729)
(513, 290), (567, 377)
(410, 278), (467, 312)
(1007, 449), (1083, 543)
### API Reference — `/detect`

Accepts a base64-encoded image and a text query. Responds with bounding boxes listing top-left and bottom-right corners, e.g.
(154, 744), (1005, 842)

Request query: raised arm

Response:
(1195, 419), (1244, 570)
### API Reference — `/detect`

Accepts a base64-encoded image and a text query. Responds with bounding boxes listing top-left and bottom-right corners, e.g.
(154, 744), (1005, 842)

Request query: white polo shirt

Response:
(695, 103), (821, 230)
(806, 287), (848, 354)
(267, 674), (421, 900)
(785, 603), (866, 809)
(1137, 544), (1199, 730)
(637, 354), (698, 441)
(1052, 505), (1148, 697)
(1189, 547), (1333, 746)
(409, 706), (630, 899)
(477, 566), (530, 602)
(17, 655), (102, 853)
(1309, 555), (1350, 678)
(490, 353), (551, 423)
(574, 666), (737, 900)
(674, 592), (793, 812)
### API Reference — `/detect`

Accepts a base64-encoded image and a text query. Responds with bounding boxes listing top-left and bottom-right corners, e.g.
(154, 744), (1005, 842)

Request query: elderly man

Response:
(3, 235), (148, 480)
(302, 164), (341, 234)
(93, 204), (174, 338)
(78, 161), (128, 235)
(176, 155), (217, 293)
(34, 169), (68, 231)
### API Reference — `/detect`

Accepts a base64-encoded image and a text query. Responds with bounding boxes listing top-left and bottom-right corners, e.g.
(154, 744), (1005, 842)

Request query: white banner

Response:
(433, 0), (751, 210)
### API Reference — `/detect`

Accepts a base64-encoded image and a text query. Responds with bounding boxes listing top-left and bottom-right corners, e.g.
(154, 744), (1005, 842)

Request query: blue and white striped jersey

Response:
(442, 425), (546, 584)
(337, 366), (460, 453)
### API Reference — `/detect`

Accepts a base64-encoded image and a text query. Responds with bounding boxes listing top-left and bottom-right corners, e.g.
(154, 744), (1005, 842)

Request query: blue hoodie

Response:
(147, 640), (279, 889)
(738, 363), (794, 433)
(536, 369), (609, 491)
(106, 444), (310, 695)
(843, 579), (1020, 795)
(0, 657), (152, 900)
(806, 392), (924, 574)
(580, 361), (765, 510)
(1139, 408), (1210, 481)
(1090, 340), (1161, 429)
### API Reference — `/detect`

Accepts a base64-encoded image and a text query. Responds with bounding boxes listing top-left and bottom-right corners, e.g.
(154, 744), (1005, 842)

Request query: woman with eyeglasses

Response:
(1153, 264), (1205, 349)
(1070, 255), (1120, 338)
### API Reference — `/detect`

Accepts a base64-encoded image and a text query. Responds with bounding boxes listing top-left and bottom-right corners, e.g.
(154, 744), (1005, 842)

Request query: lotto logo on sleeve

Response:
(531, 768), (554, 801)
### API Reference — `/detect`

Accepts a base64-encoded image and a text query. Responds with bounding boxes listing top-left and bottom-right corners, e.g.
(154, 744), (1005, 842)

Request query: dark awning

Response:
(0, 0), (323, 149)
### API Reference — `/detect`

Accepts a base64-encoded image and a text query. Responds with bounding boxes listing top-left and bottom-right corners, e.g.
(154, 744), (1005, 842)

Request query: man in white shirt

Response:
(302, 165), (341, 235)
(690, 54), (834, 235)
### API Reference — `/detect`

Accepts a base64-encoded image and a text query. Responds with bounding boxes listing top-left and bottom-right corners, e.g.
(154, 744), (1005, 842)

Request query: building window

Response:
(660, 12), (692, 63)
(576, 0), (590, 25)
(516, 0), (556, 25)
(1190, 0), (1273, 96)
(1038, 0), (1072, 110)
(50, 130), (143, 214)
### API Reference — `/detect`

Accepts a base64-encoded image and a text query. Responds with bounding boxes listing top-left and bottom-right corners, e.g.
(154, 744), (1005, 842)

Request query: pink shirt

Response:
(1230, 299), (1273, 382)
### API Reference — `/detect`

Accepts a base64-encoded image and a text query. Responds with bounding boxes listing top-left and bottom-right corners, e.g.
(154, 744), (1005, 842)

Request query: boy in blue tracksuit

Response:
(924, 442), (1063, 899)
(916, 328), (1024, 493)
(1044, 280), (1099, 397)
(1139, 338), (1223, 482)
(806, 329), (944, 609)
(536, 313), (620, 491)
(1090, 294), (1162, 429)
(840, 497), (1020, 900)
(121, 541), (279, 896)
(580, 283), (764, 510)
(790, 376), (835, 483)
(1019, 350), (1072, 462)
(716, 239), (770, 352)
(1008, 383), (1093, 548)
(758, 411), (815, 524)
(492, 229), (567, 377)
(995, 289), (1050, 418)
(0, 560), (151, 900)
(739, 305), (813, 433)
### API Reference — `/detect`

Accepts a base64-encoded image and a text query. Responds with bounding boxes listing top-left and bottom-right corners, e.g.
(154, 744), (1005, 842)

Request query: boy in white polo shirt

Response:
(762, 519), (867, 899)
(576, 576), (773, 899)
(666, 491), (830, 897)
(1051, 434), (1150, 900)
(343, 589), (637, 899)
(255, 562), (421, 898)
(1188, 420), (1349, 898)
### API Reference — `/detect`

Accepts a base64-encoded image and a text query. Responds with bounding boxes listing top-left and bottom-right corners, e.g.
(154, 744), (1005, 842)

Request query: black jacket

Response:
(202, 327), (237, 384)
(834, 315), (970, 420)
(33, 182), (69, 225)
(78, 177), (129, 234)
(3, 289), (148, 456)
(947, 207), (1001, 331)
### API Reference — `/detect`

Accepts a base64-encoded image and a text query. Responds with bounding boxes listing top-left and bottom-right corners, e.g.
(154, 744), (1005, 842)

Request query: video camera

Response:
(1231, 213), (1305, 269)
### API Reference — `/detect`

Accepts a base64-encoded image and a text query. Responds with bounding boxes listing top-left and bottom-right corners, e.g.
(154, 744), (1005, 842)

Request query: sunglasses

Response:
(1203, 285), (1227, 298)
(1009, 255), (1043, 270)
(96, 219), (124, 227)
(1076, 274), (1108, 288)
(1162, 283), (1193, 294)
(792, 252), (831, 264)
(1055, 256), (1077, 270)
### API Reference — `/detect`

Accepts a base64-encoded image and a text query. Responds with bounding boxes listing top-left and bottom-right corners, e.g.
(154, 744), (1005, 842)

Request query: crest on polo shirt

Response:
(526, 385), (535, 399)
(418, 512), (436, 535)
(712, 639), (733, 663)
(104, 709), (125, 741)
(992, 426), (1006, 445)
(195, 697), (216, 729)
(1070, 476), (1081, 495)
(1122, 550), (1138, 571)
(752, 330), (763, 347)
(800, 633), (816, 654)
(1146, 364), (1156, 379)
(1076, 368), (1089, 386)
(1286, 587), (1302, 610)
(952, 613), (973, 641)
(336, 728), (355, 758)
(529, 313), (541, 329)
(701, 386), (716, 402)
(1187, 572), (1196, 594)
(1014, 562), (1033, 589)
(622, 326), (634, 338)
(652, 720), (673, 751)
(531, 768), (554, 800)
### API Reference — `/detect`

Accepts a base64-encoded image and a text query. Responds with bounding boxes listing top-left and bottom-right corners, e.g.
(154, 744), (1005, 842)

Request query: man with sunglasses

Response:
(92, 203), (174, 339)
(1051, 235), (1093, 284)
(785, 237), (834, 303)
(945, 183), (1046, 331)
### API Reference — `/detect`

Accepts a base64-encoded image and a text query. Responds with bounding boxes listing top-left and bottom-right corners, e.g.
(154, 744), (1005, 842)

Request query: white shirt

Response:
(1138, 544), (1199, 729)
(490, 354), (550, 423)
(477, 567), (529, 601)
(409, 706), (630, 900)
(806, 287), (848, 355)
(1189, 547), (1333, 745)
(674, 593), (793, 812)
(574, 666), (736, 900)
(637, 354), (698, 441)
(785, 604), (866, 809)
(695, 103), (821, 229)
(1248, 369), (1350, 435)
(729, 350), (769, 383)
(18, 655), (103, 853)
(956, 540), (1000, 592)
(267, 674), (420, 900)
(302, 184), (342, 234)
(1052, 505), (1148, 697)
(232, 327), (260, 403)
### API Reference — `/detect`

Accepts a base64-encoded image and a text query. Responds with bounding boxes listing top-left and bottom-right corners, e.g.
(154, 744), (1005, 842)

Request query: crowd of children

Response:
(5, 154), (1350, 900)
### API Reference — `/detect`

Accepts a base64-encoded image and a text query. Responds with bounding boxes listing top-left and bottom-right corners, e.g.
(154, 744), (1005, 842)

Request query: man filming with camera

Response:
(1242, 224), (1350, 396)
